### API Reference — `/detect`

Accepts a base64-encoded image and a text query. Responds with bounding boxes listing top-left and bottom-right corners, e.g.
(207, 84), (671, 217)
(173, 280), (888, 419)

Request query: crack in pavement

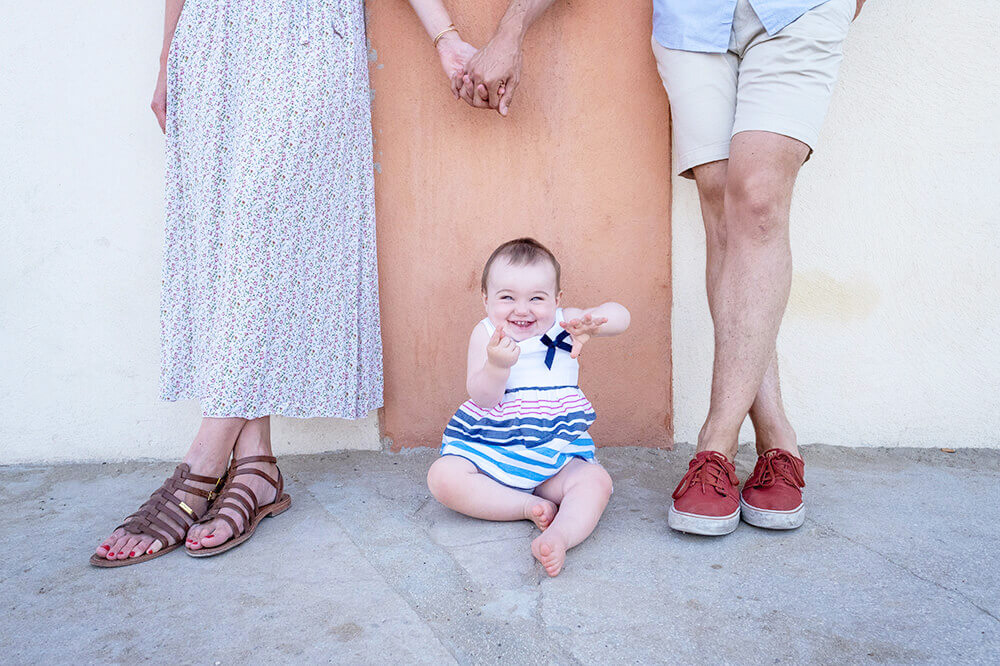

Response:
(295, 478), (462, 665)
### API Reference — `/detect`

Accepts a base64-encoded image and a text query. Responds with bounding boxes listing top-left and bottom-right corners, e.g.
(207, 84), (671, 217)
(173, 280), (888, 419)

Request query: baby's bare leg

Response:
(427, 456), (556, 529)
(531, 459), (613, 577)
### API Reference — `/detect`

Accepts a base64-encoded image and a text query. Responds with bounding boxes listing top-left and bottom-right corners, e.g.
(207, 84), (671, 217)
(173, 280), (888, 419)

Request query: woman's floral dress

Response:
(160, 0), (382, 418)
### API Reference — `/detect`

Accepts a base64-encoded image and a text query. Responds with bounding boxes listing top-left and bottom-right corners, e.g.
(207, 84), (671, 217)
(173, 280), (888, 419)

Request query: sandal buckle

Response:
(178, 501), (196, 518)
(207, 476), (225, 502)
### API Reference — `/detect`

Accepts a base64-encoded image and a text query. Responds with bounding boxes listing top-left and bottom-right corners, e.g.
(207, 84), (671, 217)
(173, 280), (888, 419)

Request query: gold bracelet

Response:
(433, 24), (458, 48)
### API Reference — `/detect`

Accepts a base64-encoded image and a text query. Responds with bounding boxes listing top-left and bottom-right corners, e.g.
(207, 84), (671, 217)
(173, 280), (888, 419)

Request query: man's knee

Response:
(723, 169), (791, 247)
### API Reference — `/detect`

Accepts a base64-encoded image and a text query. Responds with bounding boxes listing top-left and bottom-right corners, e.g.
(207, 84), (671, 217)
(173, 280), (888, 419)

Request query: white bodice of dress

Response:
(481, 309), (580, 391)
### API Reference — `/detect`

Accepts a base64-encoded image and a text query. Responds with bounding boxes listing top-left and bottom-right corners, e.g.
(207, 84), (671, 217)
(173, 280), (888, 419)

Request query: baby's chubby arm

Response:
(466, 322), (519, 409)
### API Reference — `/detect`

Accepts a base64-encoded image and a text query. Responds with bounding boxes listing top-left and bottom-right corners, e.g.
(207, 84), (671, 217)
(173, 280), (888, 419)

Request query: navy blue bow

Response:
(540, 330), (573, 369)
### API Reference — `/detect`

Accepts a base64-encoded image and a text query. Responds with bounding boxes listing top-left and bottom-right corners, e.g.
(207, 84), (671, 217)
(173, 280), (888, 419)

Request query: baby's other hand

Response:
(559, 314), (608, 359)
(486, 325), (520, 369)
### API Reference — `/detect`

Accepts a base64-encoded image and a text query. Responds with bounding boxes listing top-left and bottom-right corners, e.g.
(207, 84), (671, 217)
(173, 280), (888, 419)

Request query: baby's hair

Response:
(481, 238), (561, 293)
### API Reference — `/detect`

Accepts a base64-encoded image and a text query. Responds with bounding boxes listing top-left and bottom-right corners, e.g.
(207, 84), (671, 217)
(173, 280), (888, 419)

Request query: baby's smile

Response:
(507, 318), (536, 332)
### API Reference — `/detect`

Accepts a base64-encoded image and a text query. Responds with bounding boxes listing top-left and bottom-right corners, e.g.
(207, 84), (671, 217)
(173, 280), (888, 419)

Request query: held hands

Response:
(459, 32), (521, 116)
(486, 325), (521, 369)
(559, 314), (608, 359)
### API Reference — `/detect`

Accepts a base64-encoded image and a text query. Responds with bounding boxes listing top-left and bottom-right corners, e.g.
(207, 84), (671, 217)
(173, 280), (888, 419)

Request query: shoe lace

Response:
(672, 452), (739, 500)
(748, 450), (805, 489)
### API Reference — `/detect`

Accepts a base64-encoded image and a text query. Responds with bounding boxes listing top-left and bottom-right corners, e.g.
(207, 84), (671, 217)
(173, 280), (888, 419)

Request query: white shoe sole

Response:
(667, 505), (740, 536)
(739, 497), (805, 530)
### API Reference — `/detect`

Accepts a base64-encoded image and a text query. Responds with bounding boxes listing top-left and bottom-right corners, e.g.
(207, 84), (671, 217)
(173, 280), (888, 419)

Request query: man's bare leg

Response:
(692, 158), (800, 458)
(694, 131), (808, 460)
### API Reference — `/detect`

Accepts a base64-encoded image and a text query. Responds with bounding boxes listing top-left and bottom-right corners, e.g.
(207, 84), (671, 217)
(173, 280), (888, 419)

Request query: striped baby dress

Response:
(440, 309), (598, 489)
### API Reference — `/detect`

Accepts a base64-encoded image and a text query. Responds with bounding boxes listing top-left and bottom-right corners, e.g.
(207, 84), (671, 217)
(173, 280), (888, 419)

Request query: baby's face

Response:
(483, 258), (561, 342)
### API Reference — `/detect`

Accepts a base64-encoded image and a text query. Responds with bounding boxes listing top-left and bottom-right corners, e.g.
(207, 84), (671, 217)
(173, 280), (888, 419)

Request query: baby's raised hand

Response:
(486, 325), (520, 369)
(559, 314), (609, 359)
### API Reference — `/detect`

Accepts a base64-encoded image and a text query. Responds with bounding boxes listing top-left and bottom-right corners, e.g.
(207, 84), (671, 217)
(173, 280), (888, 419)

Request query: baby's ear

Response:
(555, 290), (563, 306)
(482, 290), (489, 311)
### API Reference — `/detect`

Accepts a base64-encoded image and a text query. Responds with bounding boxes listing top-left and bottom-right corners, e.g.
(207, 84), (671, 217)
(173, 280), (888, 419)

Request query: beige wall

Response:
(369, 1), (674, 450)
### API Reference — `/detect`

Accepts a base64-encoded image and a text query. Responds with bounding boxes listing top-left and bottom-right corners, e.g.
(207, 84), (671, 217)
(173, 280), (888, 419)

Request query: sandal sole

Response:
(185, 494), (292, 558)
(89, 542), (182, 568)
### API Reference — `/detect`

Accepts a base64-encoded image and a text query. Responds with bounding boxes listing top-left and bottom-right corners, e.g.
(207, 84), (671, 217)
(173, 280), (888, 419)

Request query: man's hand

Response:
(459, 32), (522, 116)
(486, 325), (521, 369)
(559, 314), (608, 359)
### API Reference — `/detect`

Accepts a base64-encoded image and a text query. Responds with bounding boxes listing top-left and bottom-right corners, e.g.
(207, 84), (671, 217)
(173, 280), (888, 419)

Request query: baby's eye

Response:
(500, 295), (513, 300)
(530, 297), (543, 301)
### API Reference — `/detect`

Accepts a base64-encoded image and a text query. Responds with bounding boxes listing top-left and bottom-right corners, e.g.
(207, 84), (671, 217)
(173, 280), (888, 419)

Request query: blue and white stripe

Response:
(440, 311), (599, 489)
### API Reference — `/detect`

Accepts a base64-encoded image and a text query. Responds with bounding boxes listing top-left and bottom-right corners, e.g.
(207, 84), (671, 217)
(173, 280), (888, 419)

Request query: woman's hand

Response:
(435, 32), (478, 99)
(486, 325), (520, 369)
(151, 65), (167, 133)
(559, 314), (608, 359)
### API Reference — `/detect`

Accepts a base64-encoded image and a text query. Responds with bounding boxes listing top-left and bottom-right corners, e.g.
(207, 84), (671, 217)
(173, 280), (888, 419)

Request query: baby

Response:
(427, 238), (630, 576)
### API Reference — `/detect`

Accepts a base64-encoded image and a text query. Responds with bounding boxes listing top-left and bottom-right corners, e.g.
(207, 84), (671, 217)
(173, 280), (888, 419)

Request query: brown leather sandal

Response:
(90, 463), (224, 568)
(185, 455), (291, 558)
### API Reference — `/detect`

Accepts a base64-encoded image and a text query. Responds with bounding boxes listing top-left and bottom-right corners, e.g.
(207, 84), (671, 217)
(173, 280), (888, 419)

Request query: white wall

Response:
(671, 1), (1000, 448)
(0, 3), (380, 464)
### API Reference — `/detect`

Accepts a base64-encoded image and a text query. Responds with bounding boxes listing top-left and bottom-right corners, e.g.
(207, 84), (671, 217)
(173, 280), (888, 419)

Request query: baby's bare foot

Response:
(523, 497), (557, 531)
(531, 530), (568, 577)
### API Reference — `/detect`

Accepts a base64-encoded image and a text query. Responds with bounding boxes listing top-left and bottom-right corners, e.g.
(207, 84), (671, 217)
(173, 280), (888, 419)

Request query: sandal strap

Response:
(232, 466), (279, 489)
(225, 481), (260, 514)
(193, 460), (283, 538)
(231, 455), (277, 466)
(111, 463), (220, 546)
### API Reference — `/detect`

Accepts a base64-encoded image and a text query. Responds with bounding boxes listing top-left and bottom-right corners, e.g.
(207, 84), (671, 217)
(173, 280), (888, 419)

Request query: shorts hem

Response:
(676, 140), (733, 179)
(731, 115), (821, 152)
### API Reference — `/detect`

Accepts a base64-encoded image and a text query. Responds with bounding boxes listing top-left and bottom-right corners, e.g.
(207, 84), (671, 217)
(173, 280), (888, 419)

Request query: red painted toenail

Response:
(129, 551), (135, 557)
(100, 545), (109, 550)
(147, 549), (154, 554)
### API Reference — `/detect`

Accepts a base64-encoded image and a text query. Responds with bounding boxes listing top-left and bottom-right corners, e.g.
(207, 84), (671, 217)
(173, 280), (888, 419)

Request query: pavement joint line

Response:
(803, 516), (1000, 625)
(296, 477), (464, 665)
(450, 534), (534, 548)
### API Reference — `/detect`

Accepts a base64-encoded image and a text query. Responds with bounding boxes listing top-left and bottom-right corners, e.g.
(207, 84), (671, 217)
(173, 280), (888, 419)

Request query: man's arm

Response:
(461, 0), (558, 116)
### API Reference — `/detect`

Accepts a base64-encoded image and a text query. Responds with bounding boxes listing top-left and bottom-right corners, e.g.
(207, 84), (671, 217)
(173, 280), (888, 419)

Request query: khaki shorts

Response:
(652, 0), (853, 178)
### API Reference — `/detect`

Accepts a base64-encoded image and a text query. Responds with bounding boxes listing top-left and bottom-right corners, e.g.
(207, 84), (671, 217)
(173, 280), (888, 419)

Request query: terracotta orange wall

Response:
(369, 0), (673, 450)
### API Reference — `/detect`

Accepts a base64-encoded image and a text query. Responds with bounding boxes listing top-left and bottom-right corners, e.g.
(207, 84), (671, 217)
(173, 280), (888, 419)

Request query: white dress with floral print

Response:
(160, 0), (382, 418)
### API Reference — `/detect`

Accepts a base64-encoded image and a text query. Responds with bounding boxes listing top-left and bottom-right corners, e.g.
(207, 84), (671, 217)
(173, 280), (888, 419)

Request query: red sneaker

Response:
(740, 448), (806, 530)
(668, 451), (740, 535)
